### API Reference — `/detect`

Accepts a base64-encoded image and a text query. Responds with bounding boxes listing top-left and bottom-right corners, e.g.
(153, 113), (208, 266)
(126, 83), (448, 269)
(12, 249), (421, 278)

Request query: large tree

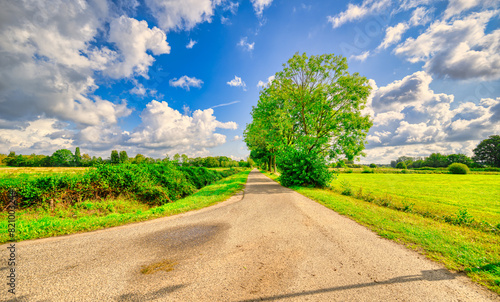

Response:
(473, 135), (500, 167)
(245, 53), (372, 186)
(50, 149), (74, 167)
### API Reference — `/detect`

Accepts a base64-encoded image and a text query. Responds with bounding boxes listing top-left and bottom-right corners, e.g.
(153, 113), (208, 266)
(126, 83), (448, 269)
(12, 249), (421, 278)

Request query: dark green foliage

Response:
(447, 153), (473, 167)
(119, 151), (129, 163)
(448, 163), (469, 174)
(74, 147), (81, 166)
(473, 135), (500, 167)
(396, 161), (407, 169)
(369, 163), (377, 168)
(0, 164), (243, 209)
(50, 149), (74, 167)
(277, 149), (333, 187)
(110, 150), (120, 164)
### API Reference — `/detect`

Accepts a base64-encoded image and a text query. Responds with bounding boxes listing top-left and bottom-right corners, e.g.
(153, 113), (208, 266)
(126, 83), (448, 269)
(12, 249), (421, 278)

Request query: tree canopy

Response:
(473, 135), (500, 167)
(245, 52), (372, 186)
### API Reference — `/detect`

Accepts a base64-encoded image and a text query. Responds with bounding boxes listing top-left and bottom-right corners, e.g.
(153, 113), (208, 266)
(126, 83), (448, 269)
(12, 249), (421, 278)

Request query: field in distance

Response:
(331, 173), (500, 228)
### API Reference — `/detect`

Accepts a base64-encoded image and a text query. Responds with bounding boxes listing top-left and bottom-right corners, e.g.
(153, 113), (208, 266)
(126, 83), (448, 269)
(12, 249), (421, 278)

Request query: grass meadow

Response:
(262, 170), (500, 294)
(331, 173), (500, 228)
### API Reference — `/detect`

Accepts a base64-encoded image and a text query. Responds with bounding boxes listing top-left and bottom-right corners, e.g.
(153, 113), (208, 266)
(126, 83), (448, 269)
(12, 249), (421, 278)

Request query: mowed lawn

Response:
(331, 173), (500, 226)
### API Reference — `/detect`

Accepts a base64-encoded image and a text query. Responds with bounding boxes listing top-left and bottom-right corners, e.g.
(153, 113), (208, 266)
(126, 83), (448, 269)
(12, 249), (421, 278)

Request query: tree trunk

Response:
(268, 157), (272, 172)
(273, 154), (277, 173)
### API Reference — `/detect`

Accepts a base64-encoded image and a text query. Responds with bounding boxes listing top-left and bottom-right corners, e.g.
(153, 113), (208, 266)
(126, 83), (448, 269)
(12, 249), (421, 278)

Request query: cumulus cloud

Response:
(238, 37), (255, 51)
(127, 100), (237, 154)
(0, 0), (177, 131)
(251, 0), (273, 17)
(169, 75), (204, 90)
(327, 0), (391, 28)
(227, 76), (247, 90)
(443, 0), (498, 19)
(144, 0), (220, 32)
(364, 71), (500, 156)
(378, 23), (409, 49)
(186, 39), (197, 49)
(257, 75), (275, 87)
(0, 118), (74, 154)
(350, 51), (371, 61)
(395, 11), (500, 80)
(106, 16), (170, 79)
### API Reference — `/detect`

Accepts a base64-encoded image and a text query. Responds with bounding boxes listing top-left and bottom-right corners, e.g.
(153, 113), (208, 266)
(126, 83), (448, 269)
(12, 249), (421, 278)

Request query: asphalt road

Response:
(1, 169), (498, 301)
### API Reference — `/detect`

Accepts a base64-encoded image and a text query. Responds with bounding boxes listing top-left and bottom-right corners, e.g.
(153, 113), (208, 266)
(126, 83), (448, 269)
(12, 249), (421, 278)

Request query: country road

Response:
(1, 169), (498, 301)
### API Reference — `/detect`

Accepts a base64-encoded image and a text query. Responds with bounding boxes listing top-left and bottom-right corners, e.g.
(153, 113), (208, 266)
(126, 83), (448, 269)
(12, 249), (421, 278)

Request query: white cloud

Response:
(0, 118), (74, 154)
(169, 75), (204, 90)
(257, 75), (275, 87)
(223, 1), (239, 14)
(106, 16), (170, 79)
(378, 23), (409, 49)
(238, 37), (255, 51)
(130, 83), (147, 96)
(350, 51), (370, 61)
(227, 76), (247, 90)
(395, 11), (500, 80)
(144, 0), (220, 32)
(251, 0), (273, 17)
(233, 135), (241, 141)
(327, 0), (392, 28)
(410, 6), (432, 26)
(364, 72), (500, 156)
(186, 39), (197, 49)
(127, 100), (237, 154)
(443, 0), (498, 19)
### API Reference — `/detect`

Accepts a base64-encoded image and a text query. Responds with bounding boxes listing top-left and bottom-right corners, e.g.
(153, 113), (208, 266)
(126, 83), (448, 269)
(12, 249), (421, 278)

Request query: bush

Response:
(362, 166), (374, 173)
(277, 149), (332, 187)
(448, 163), (469, 174)
(396, 162), (407, 169)
(369, 163), (377, 168)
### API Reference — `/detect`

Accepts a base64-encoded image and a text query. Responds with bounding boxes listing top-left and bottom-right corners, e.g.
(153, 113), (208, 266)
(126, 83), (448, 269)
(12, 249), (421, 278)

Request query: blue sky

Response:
(0, 0), (499, 164)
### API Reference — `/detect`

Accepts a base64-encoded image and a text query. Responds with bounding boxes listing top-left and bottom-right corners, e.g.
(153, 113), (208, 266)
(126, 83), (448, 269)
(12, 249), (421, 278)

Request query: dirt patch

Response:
(140, 259), (178, 274)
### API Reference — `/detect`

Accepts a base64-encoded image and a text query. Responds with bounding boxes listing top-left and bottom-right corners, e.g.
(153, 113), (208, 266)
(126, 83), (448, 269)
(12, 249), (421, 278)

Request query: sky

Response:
(0, 0), (499, 164)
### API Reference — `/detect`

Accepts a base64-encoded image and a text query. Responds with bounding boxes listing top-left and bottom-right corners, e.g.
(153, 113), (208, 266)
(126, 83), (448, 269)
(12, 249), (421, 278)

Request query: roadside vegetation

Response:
(0, 168), (250, 243)
(263, 171), (500, 294)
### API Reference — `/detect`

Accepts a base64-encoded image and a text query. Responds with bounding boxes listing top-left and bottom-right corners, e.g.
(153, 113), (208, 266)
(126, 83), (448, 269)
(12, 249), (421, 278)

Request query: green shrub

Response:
(340, 179), (352, 196)
(448, 163), (469, 174)
(396, 162), (407, 169)
(369, 163), (377, 168)
(362, 166), (374, 173)
(277, 149), (332, 187)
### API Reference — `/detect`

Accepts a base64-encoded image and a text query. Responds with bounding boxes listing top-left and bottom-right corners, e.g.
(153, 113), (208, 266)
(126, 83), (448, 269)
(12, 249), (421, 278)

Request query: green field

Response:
(331, 173), (500, 228)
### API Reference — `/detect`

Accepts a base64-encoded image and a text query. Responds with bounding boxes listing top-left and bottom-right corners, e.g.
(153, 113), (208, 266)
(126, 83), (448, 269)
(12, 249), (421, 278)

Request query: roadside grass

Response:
(296, 187), (500, 294)
(261, 170), (500, 294)
(0, 170), (250, 243)
(331, 173), (500, 229)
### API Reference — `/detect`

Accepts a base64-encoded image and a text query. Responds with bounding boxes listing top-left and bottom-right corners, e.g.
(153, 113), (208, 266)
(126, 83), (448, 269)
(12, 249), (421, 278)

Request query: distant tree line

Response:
(0, 148), (252, 168)
(389, 135), (500, 168)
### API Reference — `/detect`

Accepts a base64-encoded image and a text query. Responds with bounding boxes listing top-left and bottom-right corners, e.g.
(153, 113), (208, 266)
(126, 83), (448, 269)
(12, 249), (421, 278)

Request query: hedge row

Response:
(0, 164), (243, 209)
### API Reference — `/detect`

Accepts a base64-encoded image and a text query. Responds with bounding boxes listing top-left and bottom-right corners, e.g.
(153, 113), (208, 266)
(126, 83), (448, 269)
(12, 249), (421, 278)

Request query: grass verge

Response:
(0, 170), (250, 243)
(261, 170), (500, 295)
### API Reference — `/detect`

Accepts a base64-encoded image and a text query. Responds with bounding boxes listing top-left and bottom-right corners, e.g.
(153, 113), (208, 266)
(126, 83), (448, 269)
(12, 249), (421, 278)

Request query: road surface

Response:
(1, 169), (498, 301)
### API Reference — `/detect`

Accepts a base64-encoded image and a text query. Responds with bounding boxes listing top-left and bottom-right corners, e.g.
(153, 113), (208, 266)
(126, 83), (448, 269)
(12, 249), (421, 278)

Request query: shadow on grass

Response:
(238, 269), (458, 302)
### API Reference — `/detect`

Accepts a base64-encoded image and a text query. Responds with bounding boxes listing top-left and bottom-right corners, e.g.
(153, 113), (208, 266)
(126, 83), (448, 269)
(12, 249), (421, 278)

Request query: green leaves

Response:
(245, 52), (373, 185)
